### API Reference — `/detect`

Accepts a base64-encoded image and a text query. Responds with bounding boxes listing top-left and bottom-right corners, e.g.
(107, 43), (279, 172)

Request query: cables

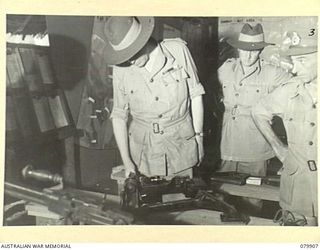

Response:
(273, 209), (307, 226)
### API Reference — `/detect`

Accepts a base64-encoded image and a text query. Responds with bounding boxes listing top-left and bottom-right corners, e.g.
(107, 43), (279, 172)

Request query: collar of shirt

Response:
(147, 44), (170, 78)
(134, 44), (169, 80)
(145, 45), (160, 72)
(234, 58), (261, 79)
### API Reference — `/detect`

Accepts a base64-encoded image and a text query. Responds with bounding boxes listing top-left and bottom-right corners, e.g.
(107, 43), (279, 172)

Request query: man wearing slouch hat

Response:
(217, 23), (292, 215)
(103, 17), (205, 178)
(252, 28), (318, 226)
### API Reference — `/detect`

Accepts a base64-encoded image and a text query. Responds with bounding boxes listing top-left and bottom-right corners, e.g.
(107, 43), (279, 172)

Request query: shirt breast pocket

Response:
(162, 67), (188, 85)
(162, 67), (189, 105)
(127, 85), (145, 111)
(221, 82), (234, 102)
(244, 83), (266, 105)
(284, 112), (305, 144)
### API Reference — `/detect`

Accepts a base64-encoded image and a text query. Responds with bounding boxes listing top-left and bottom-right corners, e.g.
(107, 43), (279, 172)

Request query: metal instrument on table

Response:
(121, 173), (250, 224)
(4, 165), (134, 225)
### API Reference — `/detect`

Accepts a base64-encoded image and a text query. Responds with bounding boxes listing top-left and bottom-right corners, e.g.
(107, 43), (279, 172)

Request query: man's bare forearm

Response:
(252, 112), (288, 162)
(191, 95), (204, 164)
(191, 95), (204, 134)
(112, 118), (133, 166)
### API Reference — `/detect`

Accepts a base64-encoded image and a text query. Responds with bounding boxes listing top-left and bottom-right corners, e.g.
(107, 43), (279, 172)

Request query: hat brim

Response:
(102, 17), (155, 65)
(227, 38), (273, 51)
(281, 46), (317, 56)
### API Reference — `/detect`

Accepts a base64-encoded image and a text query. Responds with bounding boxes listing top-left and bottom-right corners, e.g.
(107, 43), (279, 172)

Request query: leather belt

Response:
(133, 112), (189, 134)
(225, 106), (252, 116)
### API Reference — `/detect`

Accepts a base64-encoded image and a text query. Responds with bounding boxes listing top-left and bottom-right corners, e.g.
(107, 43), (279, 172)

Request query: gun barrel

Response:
(4, 182), (59, 205)
(4, 182), (135, 225)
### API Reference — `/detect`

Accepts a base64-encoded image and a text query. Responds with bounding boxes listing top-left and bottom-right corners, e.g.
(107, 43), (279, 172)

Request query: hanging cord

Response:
(273, 209), (307, 226)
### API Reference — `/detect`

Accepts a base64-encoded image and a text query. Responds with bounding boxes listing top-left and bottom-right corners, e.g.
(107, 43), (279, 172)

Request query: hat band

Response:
(239, 33), (264, 43)
(110, 17), (142, 51)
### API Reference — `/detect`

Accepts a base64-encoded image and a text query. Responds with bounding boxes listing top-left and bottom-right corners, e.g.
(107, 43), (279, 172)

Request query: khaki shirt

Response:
(253, 79), (317, 216)
(218, 58), (292, 162)
(111, 38), (205, 176)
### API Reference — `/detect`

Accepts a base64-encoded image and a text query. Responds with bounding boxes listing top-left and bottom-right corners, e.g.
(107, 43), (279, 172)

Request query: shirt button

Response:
(130, 90), (134, 94)
(235, 93), (239, 97)
(310, 122), (315, 126)
(309, 141), (313, 146)
(150, 78), (154, 83)
(158, 114), (163, 118)
(256, 89), (260, 93)
(155, 96), (159, 101)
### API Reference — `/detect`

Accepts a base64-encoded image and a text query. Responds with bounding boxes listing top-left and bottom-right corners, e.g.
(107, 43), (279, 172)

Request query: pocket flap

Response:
(177, 120), (195, 140)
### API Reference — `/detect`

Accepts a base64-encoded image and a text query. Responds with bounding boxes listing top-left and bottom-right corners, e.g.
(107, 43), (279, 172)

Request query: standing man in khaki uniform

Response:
(218, 23), (292, 214)
(252, 29), (317, 225)
(104, 17), (205, 178)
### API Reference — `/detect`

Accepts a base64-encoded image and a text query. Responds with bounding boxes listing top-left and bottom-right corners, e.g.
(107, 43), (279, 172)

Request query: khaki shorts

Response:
(218, 160), (268, 177)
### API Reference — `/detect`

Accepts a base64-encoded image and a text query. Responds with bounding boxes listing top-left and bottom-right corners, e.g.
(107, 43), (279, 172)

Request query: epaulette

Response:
(162, 38), (187, 45)
(225, 58), (236, 64)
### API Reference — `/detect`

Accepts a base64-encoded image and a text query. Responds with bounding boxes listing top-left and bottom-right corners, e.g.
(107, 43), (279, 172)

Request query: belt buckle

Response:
(308, 160), (317, 171)
(153, 123), (160, 134)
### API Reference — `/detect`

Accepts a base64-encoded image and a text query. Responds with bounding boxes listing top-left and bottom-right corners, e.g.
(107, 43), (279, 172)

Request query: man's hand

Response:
(124, 161), (136, 178)
(195, 135), (204, 166)
(276, 145), (289, 163)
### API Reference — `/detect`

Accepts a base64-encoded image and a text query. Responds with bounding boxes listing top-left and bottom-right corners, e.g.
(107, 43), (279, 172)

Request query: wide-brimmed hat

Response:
(281, 29), (317, 56)
(227, 23), (273, 51)
(102, 16), (155, 65)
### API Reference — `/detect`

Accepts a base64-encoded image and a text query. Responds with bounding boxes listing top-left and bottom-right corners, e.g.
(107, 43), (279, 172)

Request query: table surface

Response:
(219, 183), (279, 201)
(27, 179), (279, 226)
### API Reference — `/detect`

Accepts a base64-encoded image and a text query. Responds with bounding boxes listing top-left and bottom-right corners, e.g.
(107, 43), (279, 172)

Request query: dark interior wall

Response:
(46, 16), (94, 187)
(46, 16), (124, 190)
(6, 15), (74, 183)
(46, 16), (94, 124)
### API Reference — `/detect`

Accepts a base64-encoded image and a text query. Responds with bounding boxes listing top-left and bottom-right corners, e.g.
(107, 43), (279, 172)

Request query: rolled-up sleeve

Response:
(110, 66), (129, 121)
(180, 43), (205, 99)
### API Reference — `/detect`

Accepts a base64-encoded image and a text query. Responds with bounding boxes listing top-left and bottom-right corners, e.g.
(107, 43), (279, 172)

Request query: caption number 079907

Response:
(309, 29), (316, 36)
(300, 244), (319, 248)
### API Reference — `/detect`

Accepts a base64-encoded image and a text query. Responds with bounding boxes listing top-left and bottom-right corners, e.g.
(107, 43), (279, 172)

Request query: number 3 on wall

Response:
(309, 28), (315, 36)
